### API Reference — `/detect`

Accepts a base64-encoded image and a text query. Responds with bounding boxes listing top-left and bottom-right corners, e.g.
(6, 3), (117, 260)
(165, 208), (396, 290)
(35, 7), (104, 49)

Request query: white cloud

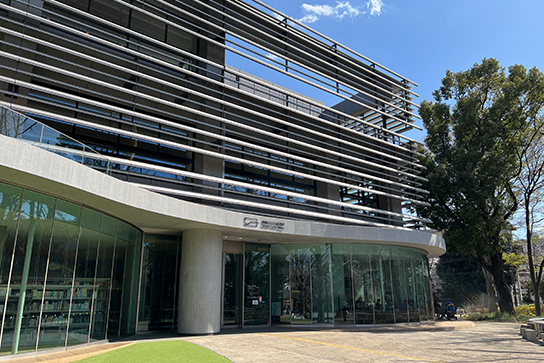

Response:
(299, 14), (320, 23)
(301, 4), (336, 17)
(265, 53), (281, 62)
(367, 0), (384, 16)
(272, 12), (286, 21)
(298, 1), (384, 24)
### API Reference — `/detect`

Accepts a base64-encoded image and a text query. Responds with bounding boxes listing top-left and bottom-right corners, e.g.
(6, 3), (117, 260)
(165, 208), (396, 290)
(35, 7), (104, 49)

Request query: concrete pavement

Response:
(1, 321), (542, 362)
(183, 322), (542, 363)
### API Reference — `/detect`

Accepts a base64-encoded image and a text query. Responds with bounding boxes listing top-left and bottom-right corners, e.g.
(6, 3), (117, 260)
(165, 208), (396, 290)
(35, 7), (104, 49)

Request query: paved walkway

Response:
(1, 321), (542, 362)
(184, 322), (542, 363)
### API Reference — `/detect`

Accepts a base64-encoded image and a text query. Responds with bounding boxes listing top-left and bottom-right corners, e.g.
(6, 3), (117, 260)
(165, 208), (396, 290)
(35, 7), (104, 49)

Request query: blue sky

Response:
(233, 0), (544, 142)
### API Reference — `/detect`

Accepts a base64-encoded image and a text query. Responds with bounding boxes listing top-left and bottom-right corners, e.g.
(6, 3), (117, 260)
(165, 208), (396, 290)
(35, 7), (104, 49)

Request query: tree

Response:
(435, 253), (486, 308)
(515, 135), (544, 315)
(416, 59), (544, 314)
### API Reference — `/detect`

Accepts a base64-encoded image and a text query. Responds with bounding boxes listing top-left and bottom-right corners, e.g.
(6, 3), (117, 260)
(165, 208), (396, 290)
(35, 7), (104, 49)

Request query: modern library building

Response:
(0, 0), (445, 356)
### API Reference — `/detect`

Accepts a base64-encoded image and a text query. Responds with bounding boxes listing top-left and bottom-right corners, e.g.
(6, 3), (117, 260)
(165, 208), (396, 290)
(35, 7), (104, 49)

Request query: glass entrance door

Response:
(223, 253), (242, 327)
(244, 243), (270, 325)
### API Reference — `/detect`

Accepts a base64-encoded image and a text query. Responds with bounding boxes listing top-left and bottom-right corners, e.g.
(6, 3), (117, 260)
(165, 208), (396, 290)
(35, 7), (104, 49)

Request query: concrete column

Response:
(178, 229), (223, 334)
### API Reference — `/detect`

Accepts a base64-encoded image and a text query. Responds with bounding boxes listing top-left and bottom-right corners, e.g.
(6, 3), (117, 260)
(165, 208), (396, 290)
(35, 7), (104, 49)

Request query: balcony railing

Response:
(0, 105), (111, 175)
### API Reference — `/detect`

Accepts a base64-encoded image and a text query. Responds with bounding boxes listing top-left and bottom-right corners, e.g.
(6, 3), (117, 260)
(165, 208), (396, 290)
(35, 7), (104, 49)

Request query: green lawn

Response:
(78, 341), (231, 363)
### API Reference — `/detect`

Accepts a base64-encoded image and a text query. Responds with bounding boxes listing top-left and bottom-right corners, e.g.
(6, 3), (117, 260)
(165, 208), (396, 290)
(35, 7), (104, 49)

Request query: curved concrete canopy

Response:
(0, 135), (446, 257)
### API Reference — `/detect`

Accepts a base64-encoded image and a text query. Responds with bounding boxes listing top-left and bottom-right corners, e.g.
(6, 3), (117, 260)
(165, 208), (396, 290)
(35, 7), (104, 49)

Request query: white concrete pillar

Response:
(178, 228), (223, 334)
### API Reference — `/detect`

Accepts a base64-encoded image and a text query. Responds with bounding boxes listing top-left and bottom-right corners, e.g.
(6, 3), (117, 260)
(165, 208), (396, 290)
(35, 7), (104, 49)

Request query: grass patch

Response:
(78, 341), (231, 363)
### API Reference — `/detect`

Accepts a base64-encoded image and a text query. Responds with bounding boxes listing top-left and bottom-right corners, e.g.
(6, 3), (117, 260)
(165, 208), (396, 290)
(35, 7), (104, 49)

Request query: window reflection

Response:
(244, 243), (269, 325)
(310, 244), (333, 324)
(290, 244), (311, 325)
(138, 235), (180, 331)
(270, 245), (290, 324)
(331, 244), (353, 325)
(370, 245), (394, 324)
(37, 199), (80, 351)
(352, 244), (374, 325)
(270, 243), (431, 327)
(0, 181), (141, 355)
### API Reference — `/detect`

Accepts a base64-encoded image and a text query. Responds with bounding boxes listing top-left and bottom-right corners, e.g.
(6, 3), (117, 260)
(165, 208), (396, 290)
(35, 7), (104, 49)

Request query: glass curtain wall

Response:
(390, 246), (408, 323)
(352, 244), (374, 324)
(422, 257), (433, 321)
(289, 244), (311, 324)
(270, 242), (431, 327)
(370, 245), (394, 324)
(138, 235), (181, 331)
(331, 244), (353, 325)
(270, 245), (289, 324)
(222, 253), (242, 327)
(0, 181), (142, 356)
(310, 244), (333, 325)
(244, 243), (269, 325)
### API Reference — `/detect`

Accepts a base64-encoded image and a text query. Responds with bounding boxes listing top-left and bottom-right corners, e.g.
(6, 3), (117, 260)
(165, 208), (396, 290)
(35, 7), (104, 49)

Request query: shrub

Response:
(463, 311), (515, 322)
(515, 304), (543, 316)
(462, 293), (489, 314)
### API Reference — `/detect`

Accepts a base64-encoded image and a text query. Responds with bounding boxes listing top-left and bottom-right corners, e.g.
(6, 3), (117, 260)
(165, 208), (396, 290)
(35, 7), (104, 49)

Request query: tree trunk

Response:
(534, 281), (542, 316)
(482, 265), (498, 313)
(525, 208), (542, 316)
(489, 251), (514, 314)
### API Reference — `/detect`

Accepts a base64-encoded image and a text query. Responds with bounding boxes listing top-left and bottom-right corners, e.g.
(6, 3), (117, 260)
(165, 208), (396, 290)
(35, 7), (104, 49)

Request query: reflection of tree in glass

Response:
(290, 247), (311, 321)
(0, 107), (36, 138)
(244, 249), (269, 324)
(310, 244), (332, 323)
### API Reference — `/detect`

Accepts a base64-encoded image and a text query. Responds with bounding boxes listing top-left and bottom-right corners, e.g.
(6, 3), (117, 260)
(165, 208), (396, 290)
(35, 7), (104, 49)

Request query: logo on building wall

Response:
(243, 217), (285, 232)
(243, 217), (259, 228)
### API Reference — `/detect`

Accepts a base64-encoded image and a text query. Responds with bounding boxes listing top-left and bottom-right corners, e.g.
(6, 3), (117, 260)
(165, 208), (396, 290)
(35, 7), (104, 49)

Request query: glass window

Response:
(0, 182), (22, 354)
(37, 200), (81, 351)
(119, 224), (141, 336)
(4, 190), (54, 354)
(422, 255), (433, 321)
(131, 10), (166, 42)
(310, 244), (332, 324)
(137, 234), (178, 331)
(331, 244), (353, 325)
(91, 215), (116, 342)
(107, 220), (124, 339)
(390, 246), (408, 323)
(244, 243), (269, 325)
(67, 208), (100, 346)
(89, 0), (129, 28)
(370, 245), (394, 324)
(60, 0), (89, 11)
(289, 244), (310, 325)
(414, 253), (427, 321)
(167, 24), (197, 54)
(352, 244), (374, 324)
(405, 249), (419, 322)
(222, 253), (242, 327)
(0, 182), (142, 353)
(270, 244), (289, 325)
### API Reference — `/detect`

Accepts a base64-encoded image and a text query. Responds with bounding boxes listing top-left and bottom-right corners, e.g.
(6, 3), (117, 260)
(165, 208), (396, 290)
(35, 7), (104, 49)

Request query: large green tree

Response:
(417, 59), (544, 314)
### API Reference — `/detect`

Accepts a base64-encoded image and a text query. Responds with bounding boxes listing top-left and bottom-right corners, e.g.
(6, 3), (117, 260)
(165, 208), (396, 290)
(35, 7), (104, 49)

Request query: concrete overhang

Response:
(0, 135), (446, 257)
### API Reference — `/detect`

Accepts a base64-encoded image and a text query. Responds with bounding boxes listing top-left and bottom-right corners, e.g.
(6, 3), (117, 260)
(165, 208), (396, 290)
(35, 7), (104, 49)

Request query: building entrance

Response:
(137, 234), (181, 331)
(222, 253), (242, 327)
